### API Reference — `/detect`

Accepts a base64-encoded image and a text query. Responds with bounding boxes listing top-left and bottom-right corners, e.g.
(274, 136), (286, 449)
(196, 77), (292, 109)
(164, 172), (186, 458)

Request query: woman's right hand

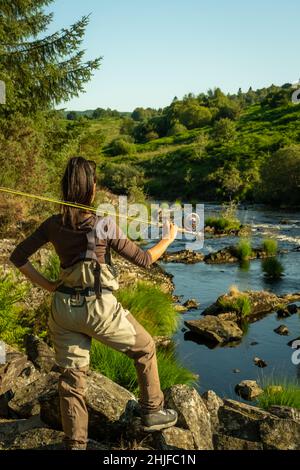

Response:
(163, 221), (178, 244)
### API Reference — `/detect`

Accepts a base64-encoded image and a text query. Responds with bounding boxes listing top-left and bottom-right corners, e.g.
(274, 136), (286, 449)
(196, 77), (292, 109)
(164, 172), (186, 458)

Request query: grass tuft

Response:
(257, 378), (300, 410)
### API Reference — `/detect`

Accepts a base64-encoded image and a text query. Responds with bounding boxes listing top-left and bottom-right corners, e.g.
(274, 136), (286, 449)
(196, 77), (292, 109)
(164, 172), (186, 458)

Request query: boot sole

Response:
(142, 417), (178, 432)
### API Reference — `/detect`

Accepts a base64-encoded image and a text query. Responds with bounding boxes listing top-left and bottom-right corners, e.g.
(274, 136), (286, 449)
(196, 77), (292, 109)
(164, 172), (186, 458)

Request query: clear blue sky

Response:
(47, 0), (300, 112)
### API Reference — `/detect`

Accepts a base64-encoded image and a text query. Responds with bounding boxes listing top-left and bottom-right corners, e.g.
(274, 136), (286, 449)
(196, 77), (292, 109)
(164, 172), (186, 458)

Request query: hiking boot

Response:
(142, 408), (178, 432)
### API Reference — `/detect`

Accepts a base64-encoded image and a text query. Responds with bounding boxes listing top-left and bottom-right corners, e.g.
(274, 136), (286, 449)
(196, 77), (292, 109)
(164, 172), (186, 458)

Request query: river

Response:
(160, 204), (300, 399)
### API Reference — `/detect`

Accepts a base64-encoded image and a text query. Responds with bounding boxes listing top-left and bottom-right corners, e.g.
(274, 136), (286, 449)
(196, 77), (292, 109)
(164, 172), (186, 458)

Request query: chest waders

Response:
(48, 216), (164, 449)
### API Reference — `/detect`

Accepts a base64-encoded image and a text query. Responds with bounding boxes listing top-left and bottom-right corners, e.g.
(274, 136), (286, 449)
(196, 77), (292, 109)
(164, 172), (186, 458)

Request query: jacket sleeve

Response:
(97, 216), (153, 268)
(9, 218), (51, 268)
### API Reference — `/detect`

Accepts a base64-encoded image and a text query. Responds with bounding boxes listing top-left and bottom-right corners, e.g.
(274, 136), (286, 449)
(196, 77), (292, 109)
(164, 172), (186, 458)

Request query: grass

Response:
(262, 257), (284, 279)
(42, 252), (60, 281)
(116, 281), (179, 336)
(90, 342), (196, 394)
(262, 238), (278, 256)
(257, 378), (300, 410)
(235, 239), (253, 261)
(218, 292), (252, 317)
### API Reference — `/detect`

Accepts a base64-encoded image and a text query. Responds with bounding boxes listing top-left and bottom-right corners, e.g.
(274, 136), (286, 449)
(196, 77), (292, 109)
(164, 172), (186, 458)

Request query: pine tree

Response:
(0, 0), (101, 114)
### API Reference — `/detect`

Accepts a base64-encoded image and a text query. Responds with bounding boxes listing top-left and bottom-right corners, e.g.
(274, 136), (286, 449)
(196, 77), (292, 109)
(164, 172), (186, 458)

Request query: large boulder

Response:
(162, 250), (204, 264)
(260, 416), (300, 450)
(9, 372), (59, 418)
(0, 344), (28, 395)
(164, 384), (213, 450)
(24, 335), (56, 373)
(213, 433), (263, 450)
(201, 390), (223, 433)
(39, 370), (137, 441)
(155, 427), (195, 450)
(218, 399), (270, 442)
(185, 316), (243, 344)
(268, 405), (300, 424)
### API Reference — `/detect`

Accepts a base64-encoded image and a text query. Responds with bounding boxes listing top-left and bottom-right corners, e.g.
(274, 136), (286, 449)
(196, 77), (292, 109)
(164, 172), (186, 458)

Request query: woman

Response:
(10, 157), (178, 450)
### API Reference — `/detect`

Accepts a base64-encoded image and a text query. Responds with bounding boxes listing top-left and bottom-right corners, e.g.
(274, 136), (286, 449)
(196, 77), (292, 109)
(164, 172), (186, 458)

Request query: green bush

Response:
(236, 239), (253, 261)
(262, 258), (284, 279)
(42, 252), (60, 281)
(109, 137), (136, 156)
(0, 271), (29, 347)
(262, 238), (278, 256)
(257, 379), (300, 410)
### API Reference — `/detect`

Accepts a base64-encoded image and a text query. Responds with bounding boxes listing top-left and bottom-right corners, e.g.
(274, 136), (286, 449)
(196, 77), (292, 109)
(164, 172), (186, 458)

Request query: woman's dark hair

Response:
(61, 157), (97, 229)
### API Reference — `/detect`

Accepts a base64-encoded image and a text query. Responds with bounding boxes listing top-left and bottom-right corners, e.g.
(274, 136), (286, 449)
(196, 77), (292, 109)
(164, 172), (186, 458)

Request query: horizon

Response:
(45, 0), (300, 112)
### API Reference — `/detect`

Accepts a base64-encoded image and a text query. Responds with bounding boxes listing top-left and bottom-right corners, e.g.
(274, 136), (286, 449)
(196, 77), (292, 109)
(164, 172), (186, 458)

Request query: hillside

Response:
(73, 85), (300, 206)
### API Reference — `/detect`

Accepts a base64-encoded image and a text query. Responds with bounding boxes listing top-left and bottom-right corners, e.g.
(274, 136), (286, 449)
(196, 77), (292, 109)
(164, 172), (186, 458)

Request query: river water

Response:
(160, 204), (300, 399)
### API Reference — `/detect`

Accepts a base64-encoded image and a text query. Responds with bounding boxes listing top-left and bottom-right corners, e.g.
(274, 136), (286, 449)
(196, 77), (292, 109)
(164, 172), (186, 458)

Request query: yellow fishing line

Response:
(0, 186), (196, 235)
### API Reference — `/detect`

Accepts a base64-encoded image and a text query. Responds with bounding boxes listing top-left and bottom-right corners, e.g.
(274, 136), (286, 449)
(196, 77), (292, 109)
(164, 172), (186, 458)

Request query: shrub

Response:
(0, 271), (29, 347)
(205, 216), (241, 233)
(109, 137), (136, 156)
(262, 258), (284, 279)
(262, 238), (278, 256)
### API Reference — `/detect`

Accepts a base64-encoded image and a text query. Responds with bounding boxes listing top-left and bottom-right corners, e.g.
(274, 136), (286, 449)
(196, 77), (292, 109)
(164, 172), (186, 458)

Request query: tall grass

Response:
(90, 342), (196, 394)
(257, 378), (300, 410)
(262, 238), (278, 256)
(117, 282), (178, 336)
(262, 258), (284, 279)
(218, 293), (252, 317)
(235, 239), (253, 261)
(42, 252), (60, 281)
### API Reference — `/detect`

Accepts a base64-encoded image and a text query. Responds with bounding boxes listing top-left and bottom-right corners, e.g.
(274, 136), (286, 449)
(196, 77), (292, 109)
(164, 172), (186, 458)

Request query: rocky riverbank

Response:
(1, 338), (299, 450)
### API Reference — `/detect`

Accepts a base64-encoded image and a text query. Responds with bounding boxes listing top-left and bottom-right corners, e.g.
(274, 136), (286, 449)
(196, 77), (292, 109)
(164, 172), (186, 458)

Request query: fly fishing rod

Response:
(0, 186), (202, 238)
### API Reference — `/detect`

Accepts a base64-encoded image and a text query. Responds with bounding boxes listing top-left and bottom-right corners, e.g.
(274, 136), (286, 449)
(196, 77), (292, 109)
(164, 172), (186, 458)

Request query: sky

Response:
(46, 0), (300, 112)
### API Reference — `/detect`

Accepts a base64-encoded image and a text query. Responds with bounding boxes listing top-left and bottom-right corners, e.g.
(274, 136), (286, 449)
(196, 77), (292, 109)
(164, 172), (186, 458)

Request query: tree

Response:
(212, 118), (236, 143)
(0, 1), (101, 114)
(179, 102), (212, 129)
(260, 146), (300, 206)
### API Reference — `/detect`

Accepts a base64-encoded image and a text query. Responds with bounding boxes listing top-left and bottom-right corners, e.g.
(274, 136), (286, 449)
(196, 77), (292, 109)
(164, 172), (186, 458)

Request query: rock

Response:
(164, 385), (213, 450)
(233, 369), (240, 373)
(277, 308), (290, 318)
(201, 390), (223, 433)
(0, 391), (13, 418)
(266, 385), (283, 394)
(174, 304), (188, 313)
(0, 344), (28, 395)
(0, 415), (44, 448)
(24, 335), (56, 373)
(250, 341), (259, 346)
(184, 316), (243, 344)
(153, 336), (172, 348)
(156, 427), (195, 450)
(218, 399), (270, 442)
(203, 290), (285, 320)
(260, 416), (300, 450)
(269, 405), (300, 423)
(287, 304), (298, 314)
(213, 433), (263, 450)
(162, 250), (204, 264)
(234, 380), (263, 401)
(218, 312), (238, 322)
(253, 357), (267, 368)
(9, 372), (59, 418)
(274, 325), (289, 336)
(183, 299), (199, 310)
(204, 247), (239, 264)
(39, 370), (137, 441)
